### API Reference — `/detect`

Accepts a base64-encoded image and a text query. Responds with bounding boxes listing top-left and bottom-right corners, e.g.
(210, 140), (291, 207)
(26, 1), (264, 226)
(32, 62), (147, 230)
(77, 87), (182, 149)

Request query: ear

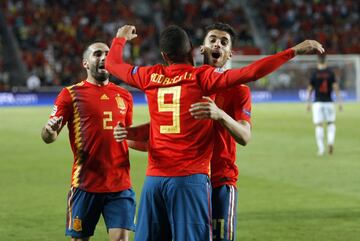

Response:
(228, 51), (233, 59)
(161, 52), (171, 65)
(200, 45), (205, 54)
(83, 59), (89, 69)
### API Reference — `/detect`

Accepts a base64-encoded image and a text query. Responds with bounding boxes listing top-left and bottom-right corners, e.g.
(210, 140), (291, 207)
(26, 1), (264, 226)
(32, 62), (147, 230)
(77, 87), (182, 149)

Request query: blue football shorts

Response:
(212, 185), (238, 241)
(65, 187), (136, 238)
(134, 174), (212, 241)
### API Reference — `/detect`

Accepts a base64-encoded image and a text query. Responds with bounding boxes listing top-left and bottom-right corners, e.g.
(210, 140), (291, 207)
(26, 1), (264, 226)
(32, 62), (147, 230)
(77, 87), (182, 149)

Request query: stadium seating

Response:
(1, 0), (359, 88)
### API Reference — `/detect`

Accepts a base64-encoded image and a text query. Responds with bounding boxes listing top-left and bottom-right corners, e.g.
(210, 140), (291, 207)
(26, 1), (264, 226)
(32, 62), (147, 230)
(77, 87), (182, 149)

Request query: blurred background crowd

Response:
(0, 0), (359, 89)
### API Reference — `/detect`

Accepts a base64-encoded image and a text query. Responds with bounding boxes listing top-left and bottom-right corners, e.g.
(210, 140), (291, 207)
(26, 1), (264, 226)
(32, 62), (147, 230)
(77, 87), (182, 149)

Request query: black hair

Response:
(318, 54), (326, 64)
(204, 23), (237, 46)
(160, 25), (192, 63)
(82, 41), (107, 60)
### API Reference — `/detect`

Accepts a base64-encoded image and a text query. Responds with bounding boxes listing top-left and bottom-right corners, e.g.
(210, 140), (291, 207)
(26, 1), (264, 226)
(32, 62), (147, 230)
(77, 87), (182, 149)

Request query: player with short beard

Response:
(189, 23), (251, 241)
(41, 42), (135, 241)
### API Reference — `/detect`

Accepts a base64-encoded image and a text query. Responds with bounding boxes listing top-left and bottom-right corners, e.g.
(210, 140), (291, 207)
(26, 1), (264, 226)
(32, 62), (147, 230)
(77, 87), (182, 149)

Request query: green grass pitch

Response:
(0, 103), (359, 241)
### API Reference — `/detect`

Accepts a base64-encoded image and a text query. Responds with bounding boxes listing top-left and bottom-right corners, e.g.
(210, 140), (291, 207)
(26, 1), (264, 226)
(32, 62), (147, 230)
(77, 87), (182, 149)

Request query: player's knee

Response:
(71, 238), (89, 241)
(109, 229), (129, 241)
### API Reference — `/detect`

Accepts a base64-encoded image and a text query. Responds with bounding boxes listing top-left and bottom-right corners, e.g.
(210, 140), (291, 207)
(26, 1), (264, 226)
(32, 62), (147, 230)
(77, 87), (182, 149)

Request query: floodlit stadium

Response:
(0, 1), (359, 241)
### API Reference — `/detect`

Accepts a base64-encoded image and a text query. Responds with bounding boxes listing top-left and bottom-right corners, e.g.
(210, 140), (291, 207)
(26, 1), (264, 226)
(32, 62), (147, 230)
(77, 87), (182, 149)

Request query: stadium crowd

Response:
(1, 0), (359, 87)
(2, 0), (254, 86)
(258, 0), (360, 54)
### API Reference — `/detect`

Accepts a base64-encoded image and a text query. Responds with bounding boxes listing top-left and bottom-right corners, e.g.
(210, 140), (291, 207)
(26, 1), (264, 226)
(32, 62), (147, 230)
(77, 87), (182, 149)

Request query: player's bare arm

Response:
(126, 123), (150, 141)
(292, 40), (325, 55)
(116, 25), (138, 41)
(333, 82), (343, 111)
(189, 97), (251, 146)
(41, 116), (63, 144)
(126, 123), (149, 152)
(306, 85), (313, 112)
(114, 123), (149, 151)
(126, 140), (148, 152)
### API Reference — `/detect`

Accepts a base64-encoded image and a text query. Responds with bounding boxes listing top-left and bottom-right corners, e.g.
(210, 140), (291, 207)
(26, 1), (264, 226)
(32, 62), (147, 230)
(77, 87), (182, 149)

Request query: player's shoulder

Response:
(232, 84), (251, 95)
(108, 82), (132, 95)
(238, 84), (250, 91)
(65, 80), (85, 90)
(147, 63), (165, 72)
(194, 64), (215, 72)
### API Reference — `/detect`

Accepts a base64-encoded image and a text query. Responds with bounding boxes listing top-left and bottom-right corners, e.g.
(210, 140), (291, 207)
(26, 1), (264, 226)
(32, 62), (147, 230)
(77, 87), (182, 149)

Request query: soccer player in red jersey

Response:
(41, 42), (135, 241)
(306, 54), (343, 156)
(189, 23), (252, 241)
(105, 25), (324, 241)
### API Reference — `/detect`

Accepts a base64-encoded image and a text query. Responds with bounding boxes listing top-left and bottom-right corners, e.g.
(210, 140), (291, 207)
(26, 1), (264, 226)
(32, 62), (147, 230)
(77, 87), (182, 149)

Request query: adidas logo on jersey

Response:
(100, 94), (109, 100)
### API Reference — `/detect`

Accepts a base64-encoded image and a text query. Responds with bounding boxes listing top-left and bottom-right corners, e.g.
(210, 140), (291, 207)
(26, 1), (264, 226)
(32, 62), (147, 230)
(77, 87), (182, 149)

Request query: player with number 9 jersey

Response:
(106, 35), (295, 178)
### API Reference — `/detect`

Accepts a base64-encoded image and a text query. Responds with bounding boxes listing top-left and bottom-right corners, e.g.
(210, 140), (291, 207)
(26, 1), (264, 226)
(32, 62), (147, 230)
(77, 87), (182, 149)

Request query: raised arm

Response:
(201, 40), (324, 94)
(105, 25), (148, 89)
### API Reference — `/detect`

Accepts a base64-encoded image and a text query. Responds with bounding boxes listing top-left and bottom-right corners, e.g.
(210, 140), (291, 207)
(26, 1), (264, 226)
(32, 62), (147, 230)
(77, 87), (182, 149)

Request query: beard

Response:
(91, 68), (109, 82)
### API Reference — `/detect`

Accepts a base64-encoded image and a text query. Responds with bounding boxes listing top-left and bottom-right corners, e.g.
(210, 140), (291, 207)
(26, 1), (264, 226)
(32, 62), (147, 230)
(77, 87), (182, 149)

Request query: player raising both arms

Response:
(189, 23), (251, 241)
(41, 42), (135, 241)
(106, 24), (324, 241)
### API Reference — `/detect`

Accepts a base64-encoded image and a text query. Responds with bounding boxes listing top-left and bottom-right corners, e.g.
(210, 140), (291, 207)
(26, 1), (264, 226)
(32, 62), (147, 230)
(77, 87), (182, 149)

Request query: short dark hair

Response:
(318, 54), (326, 64)
(160, 25), (192, 63)
(83, 41), (107, 60)
(204, 23), (237, 46)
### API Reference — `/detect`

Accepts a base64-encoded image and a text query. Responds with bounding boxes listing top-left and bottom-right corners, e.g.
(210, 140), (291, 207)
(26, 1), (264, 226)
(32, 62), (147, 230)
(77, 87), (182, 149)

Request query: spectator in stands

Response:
(26, 71), (41, 91)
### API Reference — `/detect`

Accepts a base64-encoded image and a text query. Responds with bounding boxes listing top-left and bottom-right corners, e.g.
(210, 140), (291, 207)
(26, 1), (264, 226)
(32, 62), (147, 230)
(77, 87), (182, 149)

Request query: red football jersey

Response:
(210, 85), (252, 188)
(51, 80), (133, 192)
(105, 37), (294, 177)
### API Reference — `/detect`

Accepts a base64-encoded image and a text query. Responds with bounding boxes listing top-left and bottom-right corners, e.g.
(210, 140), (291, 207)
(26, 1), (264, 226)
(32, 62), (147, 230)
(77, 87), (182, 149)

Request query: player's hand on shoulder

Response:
(116, 25), (138, 41)
(200, 45), (211, 55)
(45, 116), (63, 134)
(189, 96), (223, 121)
(113, 122), (128, 142)
(292, 40), (325, 55)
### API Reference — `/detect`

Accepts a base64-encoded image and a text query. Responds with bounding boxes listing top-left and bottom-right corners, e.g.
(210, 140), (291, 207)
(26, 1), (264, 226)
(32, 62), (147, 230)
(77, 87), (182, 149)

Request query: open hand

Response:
(189, 96), (223, 120)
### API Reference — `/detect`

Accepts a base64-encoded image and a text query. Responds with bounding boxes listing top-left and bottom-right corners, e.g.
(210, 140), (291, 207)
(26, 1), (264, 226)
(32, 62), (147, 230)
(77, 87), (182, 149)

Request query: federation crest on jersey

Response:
(50, 105), (58, 116)
(115, 95), (126, 111)
(73, 217), (82, 231)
